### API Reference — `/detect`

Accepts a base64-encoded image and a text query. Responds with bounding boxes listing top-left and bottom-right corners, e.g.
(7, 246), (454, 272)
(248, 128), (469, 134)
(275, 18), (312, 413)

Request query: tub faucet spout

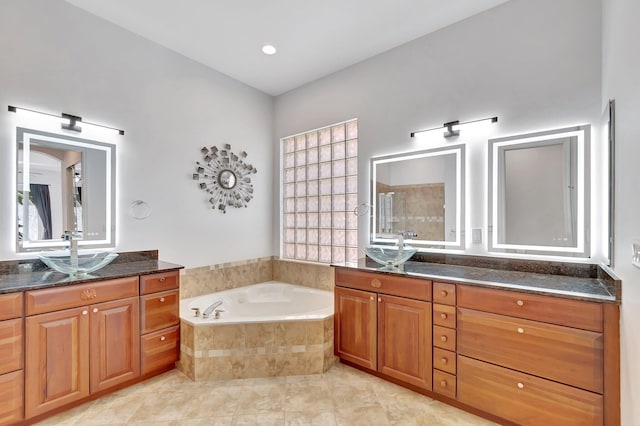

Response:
(202, 300), (223, 318)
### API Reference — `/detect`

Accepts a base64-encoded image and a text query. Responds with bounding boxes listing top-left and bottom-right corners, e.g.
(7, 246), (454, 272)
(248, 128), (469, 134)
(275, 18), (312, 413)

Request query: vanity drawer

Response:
(140, 271), (179, 295)
(458, 355), (603, 426)
(0, 293), (23, 321)
(0, 319), (22, 375)
(141, 325), (179, 375)
(457, 285), (603, 332)
(433, 369), (456, 399)
(433, 304), (456, 328)
(140, 290), (179, 334)
(433, 325), (456, 352)
(26, 277), (139, 315)
(0, 370), (24, 425)
(335, 268), (431, 301)
(458, 308), (603, 393)
(433, 282), (456, 305)
(433, 347), (456, 375)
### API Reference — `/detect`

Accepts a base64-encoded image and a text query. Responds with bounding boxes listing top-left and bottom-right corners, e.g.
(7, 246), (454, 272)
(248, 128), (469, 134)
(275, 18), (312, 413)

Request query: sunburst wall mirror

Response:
(193, 143), (257, 213)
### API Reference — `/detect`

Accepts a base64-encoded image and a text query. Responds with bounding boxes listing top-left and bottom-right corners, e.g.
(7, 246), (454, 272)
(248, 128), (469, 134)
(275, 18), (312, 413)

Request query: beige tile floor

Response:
(36, 364), (497, 426)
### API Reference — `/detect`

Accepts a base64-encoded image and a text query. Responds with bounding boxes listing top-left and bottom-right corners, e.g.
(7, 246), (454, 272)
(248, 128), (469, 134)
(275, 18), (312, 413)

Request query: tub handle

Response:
(191, 307), (200, 318)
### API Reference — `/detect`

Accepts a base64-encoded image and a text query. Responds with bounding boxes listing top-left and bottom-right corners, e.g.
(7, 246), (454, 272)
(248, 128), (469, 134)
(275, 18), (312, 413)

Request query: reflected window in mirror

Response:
(488, 125), (590, 258)
(16, 128), (116, 252)
(370, 145), (465, 250)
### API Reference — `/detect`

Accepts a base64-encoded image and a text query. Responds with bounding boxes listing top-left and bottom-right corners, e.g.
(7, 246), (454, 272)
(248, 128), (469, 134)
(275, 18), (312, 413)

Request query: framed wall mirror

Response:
(370, 145), (465, 250)
(16, 127), (116, 252)
(488, 125), (590, 257)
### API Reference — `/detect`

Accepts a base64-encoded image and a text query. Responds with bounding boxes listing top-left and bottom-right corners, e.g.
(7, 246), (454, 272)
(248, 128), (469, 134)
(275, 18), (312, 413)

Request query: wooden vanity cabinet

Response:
(25, 278), (140, 419)
(334, 269), (432, 390)
(456, 284), (614, 426)
(140, 271), (180, 375)
(0, 293), (24, 425)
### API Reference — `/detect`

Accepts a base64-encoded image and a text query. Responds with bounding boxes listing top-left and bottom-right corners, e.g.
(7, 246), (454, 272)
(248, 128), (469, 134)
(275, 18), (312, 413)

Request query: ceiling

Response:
(64, 0), (510, 96)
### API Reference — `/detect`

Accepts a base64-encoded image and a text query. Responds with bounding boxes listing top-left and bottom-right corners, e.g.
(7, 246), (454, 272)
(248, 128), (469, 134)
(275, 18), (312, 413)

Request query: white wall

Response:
(0, 0), (274, 268)
(603, 0), (640, 423)
(274, 0), (604, 261)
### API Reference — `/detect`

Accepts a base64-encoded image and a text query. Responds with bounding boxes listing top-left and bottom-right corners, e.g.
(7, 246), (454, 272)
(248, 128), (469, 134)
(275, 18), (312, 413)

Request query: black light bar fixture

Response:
(410, 116), (498, 139)
(8, 105), (125, 135)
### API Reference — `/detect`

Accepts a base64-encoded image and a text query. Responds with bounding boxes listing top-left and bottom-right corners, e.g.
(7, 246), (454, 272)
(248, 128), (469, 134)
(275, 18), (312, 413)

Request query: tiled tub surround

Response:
(179, 316), (335, 381)
(179, 282), (335, 381)
(179, 257), (334, 299)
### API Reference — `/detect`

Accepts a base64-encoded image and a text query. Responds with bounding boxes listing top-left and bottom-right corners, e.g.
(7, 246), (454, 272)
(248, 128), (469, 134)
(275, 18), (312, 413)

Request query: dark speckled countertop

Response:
(0, 250), (183, 294)
(336, 258), (620, 304)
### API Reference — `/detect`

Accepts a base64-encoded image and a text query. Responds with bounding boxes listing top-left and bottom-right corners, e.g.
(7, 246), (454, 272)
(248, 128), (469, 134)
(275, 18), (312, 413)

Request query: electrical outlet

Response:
(472, 228), (483, 244)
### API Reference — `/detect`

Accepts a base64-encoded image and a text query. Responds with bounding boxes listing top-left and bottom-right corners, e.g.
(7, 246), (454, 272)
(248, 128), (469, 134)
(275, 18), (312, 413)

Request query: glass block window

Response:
(282, 119), (358, 264)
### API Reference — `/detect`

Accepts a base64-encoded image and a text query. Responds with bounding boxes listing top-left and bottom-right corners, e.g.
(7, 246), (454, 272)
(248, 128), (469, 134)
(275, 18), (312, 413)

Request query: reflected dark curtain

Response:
(30, 184), (52, 240)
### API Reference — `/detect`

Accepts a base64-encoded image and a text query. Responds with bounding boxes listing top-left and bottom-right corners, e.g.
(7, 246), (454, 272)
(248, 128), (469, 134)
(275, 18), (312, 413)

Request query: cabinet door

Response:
(378, 295), (432, 390)
(90, 297), (140, 393)
(334, 286), (377, 370)
(25, 307), (90, 418)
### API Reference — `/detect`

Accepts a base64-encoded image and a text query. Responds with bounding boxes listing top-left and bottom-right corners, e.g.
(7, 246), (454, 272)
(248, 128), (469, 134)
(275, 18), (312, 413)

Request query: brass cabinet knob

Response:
(160, 336), (166, 341)
(441, 357), (448, 365)
(516, 300), (524, 306)
(82, 310), (88, 315)
(517, 327), (524, 334)
(517, 382), (524, 389)
(92, 308), (98, 313)
(440, 380), (448, 388)
(160, 277), (166, 282)
(440, 290), (448, 297)
(440, 313), (447, 319)
(440, 335), (447, 342)
(159, 297), (165, 302)
(378, 298), (382, 302)
(370, 296), (374, 301)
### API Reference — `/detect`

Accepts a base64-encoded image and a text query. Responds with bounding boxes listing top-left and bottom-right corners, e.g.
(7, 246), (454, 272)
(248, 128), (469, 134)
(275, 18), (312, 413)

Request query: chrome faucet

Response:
(397, 231), (417, 250)
(61, 230), (83, 270)
(202, 300), (223, 319)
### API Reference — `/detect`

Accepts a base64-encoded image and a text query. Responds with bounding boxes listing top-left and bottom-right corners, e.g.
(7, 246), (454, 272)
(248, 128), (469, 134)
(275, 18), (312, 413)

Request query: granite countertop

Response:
(336, 258), (620, 304)
(0, 258), (183, 294)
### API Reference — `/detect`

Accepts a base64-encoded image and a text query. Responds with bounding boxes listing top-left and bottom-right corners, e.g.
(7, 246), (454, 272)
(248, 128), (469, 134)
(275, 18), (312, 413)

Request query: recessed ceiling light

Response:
(262, 44), (277, 55)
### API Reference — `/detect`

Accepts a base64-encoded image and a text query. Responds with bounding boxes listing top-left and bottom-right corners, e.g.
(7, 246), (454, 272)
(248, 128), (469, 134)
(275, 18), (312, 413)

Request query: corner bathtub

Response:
(180, 281), (333, 325)
(177, 282), (336, 380)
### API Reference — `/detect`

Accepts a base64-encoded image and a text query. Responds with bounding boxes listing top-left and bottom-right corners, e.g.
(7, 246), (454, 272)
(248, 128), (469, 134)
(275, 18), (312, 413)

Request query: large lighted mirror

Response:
(488, 125), (590, 257)
(370, 145), (465, 249)
(16, 128), (116, 252)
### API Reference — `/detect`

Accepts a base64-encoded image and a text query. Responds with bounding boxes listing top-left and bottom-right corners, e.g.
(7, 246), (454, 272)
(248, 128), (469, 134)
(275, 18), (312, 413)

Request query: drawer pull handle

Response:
(440, 313), (447, 320)
(92, 308), (98, 313)
(371, 279), (382, 288)
(440, 357), (448, 365)
(82, 310), (88, 315)
(516, 300), (524, 306)
(440, 380), (448, 388)
(160, 336), (166, 341)
(159, 297), (165, 302)
(517, 327), (524, 334)
(160, 277), (166, 282)
(440, 335), (447, 342)
(440, 290), (448, 297)
(517, 382), (524, 389)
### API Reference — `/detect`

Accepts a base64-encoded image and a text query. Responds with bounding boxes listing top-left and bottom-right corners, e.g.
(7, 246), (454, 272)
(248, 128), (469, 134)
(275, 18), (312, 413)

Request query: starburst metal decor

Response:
(192, 143), (257, 213)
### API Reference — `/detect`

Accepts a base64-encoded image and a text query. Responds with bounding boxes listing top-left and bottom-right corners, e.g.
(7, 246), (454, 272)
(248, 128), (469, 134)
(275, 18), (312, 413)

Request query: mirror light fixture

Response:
(8, 105), (125, 135)
(410, 116), (498, 139)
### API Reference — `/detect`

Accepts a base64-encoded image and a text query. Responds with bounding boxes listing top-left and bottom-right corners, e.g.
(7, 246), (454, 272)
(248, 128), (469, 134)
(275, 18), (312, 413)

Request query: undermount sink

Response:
(39, 252), (118, 276)
(364, 246), (417, 271)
